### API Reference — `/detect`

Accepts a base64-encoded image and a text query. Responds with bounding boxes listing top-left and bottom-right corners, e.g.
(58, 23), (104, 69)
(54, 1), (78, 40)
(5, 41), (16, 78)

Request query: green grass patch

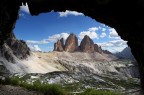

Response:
(0, 76), (67, 95)
(0, 76), (124, 95)
(77, 88), (122, 95)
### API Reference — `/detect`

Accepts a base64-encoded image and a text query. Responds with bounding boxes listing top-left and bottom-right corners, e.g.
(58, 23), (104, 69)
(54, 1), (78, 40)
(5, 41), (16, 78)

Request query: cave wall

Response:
(0, 0), (144, 91)
(0, 0), (20, 44)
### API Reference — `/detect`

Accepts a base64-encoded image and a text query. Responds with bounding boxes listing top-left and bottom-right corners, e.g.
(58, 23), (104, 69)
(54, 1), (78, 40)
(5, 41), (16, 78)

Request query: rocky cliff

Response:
(53, 38), (64, 52)
(6, 38), (30, 59)
(115, 47), (135, 59)
(80, 35), (94, 53)
(64, 33), (78, 52)
(0, 33), (30, 63)
(54, 33), (112, 54)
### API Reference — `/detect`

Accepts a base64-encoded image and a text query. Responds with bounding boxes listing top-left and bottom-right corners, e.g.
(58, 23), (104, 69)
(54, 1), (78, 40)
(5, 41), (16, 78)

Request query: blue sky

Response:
(14, 4), (128, 53)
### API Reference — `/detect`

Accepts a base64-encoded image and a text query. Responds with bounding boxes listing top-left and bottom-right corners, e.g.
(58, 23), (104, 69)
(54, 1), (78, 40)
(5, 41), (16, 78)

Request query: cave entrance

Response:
(9, 4), (141, 94)
(0, 1), (143, 94)
(15, 4), (129, 54)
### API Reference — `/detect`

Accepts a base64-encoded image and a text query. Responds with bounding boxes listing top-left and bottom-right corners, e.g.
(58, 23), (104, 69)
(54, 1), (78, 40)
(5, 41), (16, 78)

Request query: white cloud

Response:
(19, 13), (24, 17)
(100, 33), (106, 38)
(61, 33), (70, 41)
(28, 45), (41, 51)
(97, 40), (128, 53)
(48, 33), (70, 42)
(102, 28), (106, 32)
(20, 3), (30, 14)
(26, 40), (49, 44)
(101, 24), (106, 27)
(98, 40), (127, 47)
(98, 26), (102, 29)
(58, 10), (84, 17)
(109, 28), (120, 39)
(48, 34), (61, 42)
(79, 27), (99, 39)
(103, 47), (127, 53)
(101, 24), (110, 28)
(26, 33), (69, 45)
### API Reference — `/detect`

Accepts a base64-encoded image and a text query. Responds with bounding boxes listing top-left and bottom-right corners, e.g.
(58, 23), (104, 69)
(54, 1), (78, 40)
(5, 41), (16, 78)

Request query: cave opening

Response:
(0, 0), (143, 94)
(15, 4), (130, 54)
(1, 4), (139, 94)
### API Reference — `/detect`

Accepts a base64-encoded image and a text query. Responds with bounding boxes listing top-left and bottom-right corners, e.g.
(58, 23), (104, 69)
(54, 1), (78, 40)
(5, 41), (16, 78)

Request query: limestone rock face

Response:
(103, 50), (112, 54)
(60, 38), (64, 48)
(94, 44), (99, 52)
(80, 35), (94, 53)
(0, 36), (30, 63)
(54, 38), (64, 52)
(0, 43), (16, 63)
(6, 38), (30, 59)
(98, 46), (103, 54)
(64, 33), (78, 52)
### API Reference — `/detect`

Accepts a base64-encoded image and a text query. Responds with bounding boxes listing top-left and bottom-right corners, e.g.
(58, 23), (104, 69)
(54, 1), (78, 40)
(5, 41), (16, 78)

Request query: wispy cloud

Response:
(19, 13), (25, 17)
(58, 10), (84, 17)
(26, 40), (49, 44)
(109, 28), (120, 39)
(79, 27), (99, 39)
(97, 40), (127, 47)
(102, 28), (106, 32)
(20, 3), (30, 14)
(100, 33), (106, 38)
(103, 47), (127, 53)
(97, 40), (127, 53)
(48, 33), (70, 42)
(28, 44), (41, 51)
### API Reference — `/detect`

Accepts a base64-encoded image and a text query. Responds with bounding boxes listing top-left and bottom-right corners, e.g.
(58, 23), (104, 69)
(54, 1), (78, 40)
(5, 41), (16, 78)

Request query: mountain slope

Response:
(115, 47), (135, 59)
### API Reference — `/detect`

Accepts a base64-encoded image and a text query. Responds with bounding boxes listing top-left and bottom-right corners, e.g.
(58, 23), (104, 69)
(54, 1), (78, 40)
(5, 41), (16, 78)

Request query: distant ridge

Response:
(115, 47), (135, 59)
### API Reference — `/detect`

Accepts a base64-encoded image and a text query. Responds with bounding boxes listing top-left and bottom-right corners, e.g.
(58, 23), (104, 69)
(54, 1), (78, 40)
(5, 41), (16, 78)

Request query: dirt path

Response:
(0, 85), (43, 95)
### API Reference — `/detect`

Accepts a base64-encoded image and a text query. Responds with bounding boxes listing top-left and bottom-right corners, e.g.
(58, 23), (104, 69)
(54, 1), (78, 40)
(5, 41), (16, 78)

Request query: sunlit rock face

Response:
(94, 44), (99, 52)
(103, 50), (112, 54)
(80, 35), (94, 53)
(54, 38), (64, 52)
(64, 33), (78, 52)
(94, 44), (107, 54)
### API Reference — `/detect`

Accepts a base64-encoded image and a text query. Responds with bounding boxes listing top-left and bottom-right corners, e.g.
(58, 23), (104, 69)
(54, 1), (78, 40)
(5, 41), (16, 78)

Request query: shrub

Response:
(77, 88), (122, 95)
(43, 84), (67, 95)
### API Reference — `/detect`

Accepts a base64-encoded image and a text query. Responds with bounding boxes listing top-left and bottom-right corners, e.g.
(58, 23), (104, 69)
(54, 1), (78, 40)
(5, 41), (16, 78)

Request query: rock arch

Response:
(0, 0), (144, 91)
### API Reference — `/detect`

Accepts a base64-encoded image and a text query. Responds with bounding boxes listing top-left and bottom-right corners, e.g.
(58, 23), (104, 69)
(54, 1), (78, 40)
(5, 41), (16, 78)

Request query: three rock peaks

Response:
(54, 33), (111, 53)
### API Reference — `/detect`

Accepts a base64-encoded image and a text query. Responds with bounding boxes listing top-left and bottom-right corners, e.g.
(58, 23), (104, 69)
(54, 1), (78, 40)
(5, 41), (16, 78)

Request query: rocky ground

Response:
(10, 71), (140, 92)
(0, 85), (43, 95)
(0, 51), (142, 94)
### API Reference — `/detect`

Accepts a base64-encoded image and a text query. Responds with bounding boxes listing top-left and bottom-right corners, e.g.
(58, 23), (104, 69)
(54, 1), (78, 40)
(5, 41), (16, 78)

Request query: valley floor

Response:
(0, 85), (43, 95)
(0, 51), (141, 94)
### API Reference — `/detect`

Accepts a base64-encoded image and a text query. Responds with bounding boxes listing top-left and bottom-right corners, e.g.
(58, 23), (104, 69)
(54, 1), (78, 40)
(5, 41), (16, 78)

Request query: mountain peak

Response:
(80, 35), (94, 53)
(53, 33), (113, 54)
(115, 47), (135, 59)
(64, 33), (78, 52)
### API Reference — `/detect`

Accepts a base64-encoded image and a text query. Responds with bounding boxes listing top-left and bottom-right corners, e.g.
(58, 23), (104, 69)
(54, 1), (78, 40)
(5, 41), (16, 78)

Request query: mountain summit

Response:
(115, 47), (134, 59)
(54, 33), (112, 54)
(80, 35), (94, 53)
(64, 33), (79, 52)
